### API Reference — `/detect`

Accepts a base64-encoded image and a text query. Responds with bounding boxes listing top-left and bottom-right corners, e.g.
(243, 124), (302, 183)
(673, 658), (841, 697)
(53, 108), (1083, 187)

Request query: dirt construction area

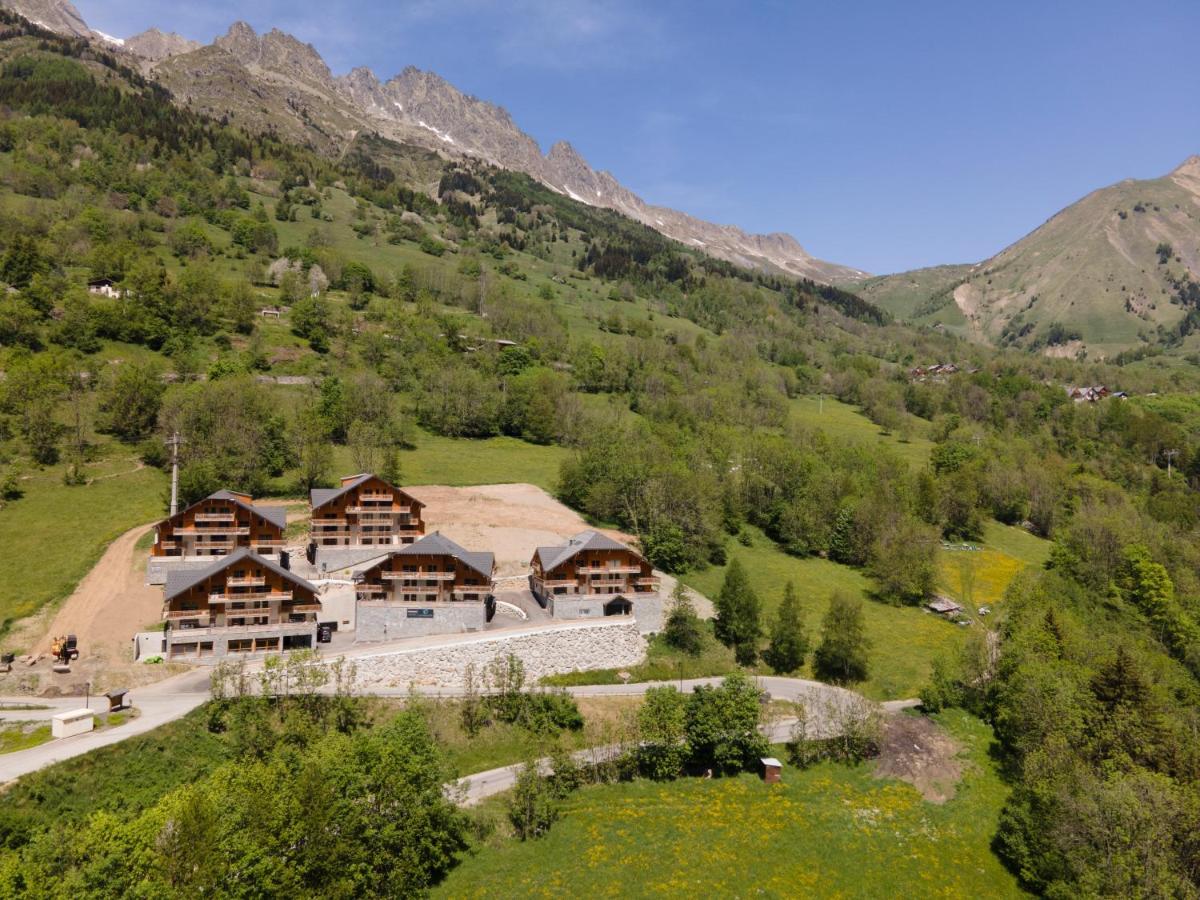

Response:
(406, 483), (636, 577)
(874, 713), (964, 803)
(1, 484), (696, 695)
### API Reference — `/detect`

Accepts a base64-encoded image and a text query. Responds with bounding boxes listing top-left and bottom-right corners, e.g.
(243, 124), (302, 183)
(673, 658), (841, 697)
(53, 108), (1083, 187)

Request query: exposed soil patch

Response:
(874, 713), (963, 803)
(406, 483), (636, 577)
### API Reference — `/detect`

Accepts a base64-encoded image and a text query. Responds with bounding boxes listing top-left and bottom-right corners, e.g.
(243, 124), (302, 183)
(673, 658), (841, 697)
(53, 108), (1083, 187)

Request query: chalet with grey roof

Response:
(354, 532), (495, 639)
(152, 489), (287, 560)
(161, 548), (321, 660)
(530, 530), (659, 618)
(310, 474), (425, 552)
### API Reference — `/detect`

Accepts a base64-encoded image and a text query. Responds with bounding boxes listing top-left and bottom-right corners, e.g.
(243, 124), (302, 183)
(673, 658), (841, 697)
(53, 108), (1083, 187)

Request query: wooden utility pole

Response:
(165, 431), (184, 515)
(1164, 448), (1179, 479)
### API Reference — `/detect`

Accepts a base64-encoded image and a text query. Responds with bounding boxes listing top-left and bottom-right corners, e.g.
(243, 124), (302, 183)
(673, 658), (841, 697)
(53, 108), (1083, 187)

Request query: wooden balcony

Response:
(252, 540), (286, 549)
(226, 575), (267, 587)
(194, 512), (236, 523)
(210, 590), (292, 602)
(290, 603), (322, 612)
(165, 609), (211, 622)
(358, 492), (395, 502)
(382, 570), (455, 580)
(346, 505), (411, 515)
(175, 526), (251, 536)
(577, 565), (643, 575)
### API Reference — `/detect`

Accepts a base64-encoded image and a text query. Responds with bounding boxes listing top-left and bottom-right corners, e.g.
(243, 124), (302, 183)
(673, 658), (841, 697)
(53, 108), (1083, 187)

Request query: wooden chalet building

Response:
(530, 530), (659, 618)
(161, 548), (321, 660)
(310, 474), (425, 550)
(152, 490), (287, 560)
(354, 532), (495, 639)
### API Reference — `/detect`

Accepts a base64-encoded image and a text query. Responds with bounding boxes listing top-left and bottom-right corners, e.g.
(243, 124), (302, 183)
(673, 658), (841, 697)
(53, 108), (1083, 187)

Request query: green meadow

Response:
(438, 710), (1024, 898)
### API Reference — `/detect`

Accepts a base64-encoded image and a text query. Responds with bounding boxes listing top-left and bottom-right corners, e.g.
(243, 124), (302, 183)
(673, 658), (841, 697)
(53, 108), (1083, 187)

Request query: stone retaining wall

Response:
(349, 620), (646, 689)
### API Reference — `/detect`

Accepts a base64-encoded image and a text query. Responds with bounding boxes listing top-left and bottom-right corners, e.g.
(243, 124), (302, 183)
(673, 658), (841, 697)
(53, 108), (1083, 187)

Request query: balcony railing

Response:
(226, 576), (267, 587)
(346, 505), (411, 515)
(210, 590), (292, 602)
(358, 492), (395, 502)
(194, 512), (236, 523)
(175, 526), (251, 536)
(577, 565), (643, 575)
(382, 570), (455, 580)
(252, 540), (286, 549)
(165, 609), (211, 621)
(290, 603), (322, 612)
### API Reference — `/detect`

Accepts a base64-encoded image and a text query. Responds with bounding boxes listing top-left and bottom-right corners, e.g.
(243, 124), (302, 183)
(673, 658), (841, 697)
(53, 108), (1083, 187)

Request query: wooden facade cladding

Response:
(310, 475), (425, 548)
(356, 552), (494, 604)
(531, 543), (659, 600)
(152, 491), (285, 558)
(163, 560), (319, 631)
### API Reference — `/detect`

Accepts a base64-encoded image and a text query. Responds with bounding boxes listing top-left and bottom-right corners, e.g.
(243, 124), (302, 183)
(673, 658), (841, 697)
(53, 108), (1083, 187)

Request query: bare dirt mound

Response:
(406, 484), (636, 577)
(874, 714), (963, 803)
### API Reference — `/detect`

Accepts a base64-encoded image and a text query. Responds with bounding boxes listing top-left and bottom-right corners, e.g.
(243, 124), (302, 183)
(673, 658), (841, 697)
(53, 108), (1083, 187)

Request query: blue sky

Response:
(81, 1), (1200, 274)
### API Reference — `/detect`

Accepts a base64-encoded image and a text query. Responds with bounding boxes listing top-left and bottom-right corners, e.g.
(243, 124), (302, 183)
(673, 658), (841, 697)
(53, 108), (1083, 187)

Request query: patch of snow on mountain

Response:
(565, 187), (588, 203)
(417, 120), (454, 144)
(393, 101), (403, 110)
(94, 30), (125, 46)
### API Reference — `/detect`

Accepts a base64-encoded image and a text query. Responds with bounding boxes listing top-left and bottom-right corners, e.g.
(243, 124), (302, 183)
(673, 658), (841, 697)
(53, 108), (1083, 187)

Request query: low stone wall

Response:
(349, 620), (647, 689)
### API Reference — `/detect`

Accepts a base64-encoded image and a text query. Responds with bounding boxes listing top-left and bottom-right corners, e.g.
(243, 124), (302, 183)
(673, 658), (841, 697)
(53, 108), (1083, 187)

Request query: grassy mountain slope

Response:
(850, 158), (1200, 359)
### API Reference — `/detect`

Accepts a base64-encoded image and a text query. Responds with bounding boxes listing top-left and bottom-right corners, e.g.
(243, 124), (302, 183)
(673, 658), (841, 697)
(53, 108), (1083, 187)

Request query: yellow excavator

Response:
(50, 634), (79, 664)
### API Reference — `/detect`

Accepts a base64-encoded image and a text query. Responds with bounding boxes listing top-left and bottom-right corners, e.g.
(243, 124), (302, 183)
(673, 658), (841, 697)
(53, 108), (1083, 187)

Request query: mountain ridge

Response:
(6, 3), (864, 284)
(848, 156), (1200, 356)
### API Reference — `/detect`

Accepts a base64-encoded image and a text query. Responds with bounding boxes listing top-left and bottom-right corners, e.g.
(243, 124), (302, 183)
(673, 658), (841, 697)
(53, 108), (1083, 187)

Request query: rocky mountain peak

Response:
(214, 21), (262, 64)
(1, 0), (91, 37)
(125, 27), (200, 62)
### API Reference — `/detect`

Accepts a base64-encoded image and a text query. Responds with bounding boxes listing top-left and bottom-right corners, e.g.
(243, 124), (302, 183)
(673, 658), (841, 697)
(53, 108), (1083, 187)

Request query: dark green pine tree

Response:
(813, 591), (871, 684)
(763, 581), (808, 674)
(714, 558), (762, 665)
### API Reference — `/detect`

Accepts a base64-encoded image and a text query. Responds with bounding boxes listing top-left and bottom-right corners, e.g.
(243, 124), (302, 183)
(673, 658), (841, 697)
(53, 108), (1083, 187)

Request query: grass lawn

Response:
(682, 528), (956, 701)
(790, 395), (933, 468)
(937, 522), (1051, 614)
(398, 433), (569, 491)
(0, 723), (51, 754)
(0, 455), (166, 633)
(438, 709), (1024, 898)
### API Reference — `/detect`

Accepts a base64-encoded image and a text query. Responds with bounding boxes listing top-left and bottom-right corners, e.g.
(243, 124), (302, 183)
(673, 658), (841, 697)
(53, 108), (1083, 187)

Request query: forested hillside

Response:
(1, 10), (1200, 894)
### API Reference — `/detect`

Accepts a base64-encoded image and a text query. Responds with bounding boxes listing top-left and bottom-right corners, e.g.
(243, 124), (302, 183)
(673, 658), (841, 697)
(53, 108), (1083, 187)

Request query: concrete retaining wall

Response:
(356, 602), (486, 641)
(349, 620), (647, 689)
(547, 595), (665, 635)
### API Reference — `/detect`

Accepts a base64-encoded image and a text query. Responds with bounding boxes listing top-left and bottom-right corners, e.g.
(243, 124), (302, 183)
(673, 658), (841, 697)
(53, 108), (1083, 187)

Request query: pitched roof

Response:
(310, 474), (422, 511)
(363, 532), (494, 579)
(534, 530), (639, 573)
(161, 490), (287, 531)
(163, 548), (316, 602)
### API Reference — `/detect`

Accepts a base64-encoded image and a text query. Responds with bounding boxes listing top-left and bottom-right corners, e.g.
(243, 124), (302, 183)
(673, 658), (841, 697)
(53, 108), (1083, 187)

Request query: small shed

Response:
(927, 597), (964, 616)
(760, 757), (782, 784)
(51, 708), (95, 739)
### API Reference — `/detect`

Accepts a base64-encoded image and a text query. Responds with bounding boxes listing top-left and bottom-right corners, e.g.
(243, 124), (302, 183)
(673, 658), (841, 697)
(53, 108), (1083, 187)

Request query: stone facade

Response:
(348, 620), (647, 688)
(356, 601), (487, 641)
